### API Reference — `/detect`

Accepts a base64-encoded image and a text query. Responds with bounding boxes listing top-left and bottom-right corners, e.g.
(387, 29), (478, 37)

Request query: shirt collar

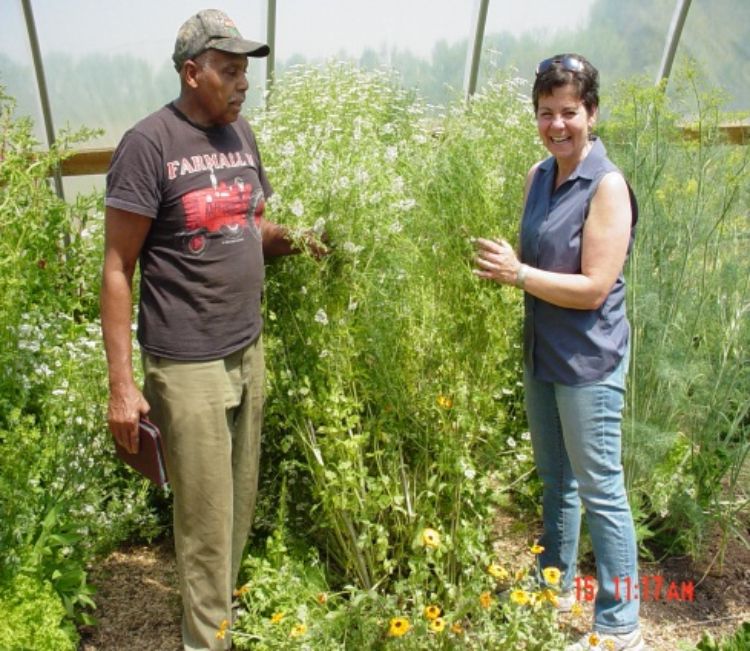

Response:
(538, 136), (606, 183)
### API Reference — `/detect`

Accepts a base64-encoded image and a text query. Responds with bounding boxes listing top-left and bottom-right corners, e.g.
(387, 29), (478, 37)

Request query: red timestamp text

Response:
(574, 575), (695, 603)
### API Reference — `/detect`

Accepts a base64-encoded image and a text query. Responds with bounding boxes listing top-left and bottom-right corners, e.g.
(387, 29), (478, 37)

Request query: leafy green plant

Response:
(0, 573), (78, 651)
(230, 526), (566, 649)
(0, 87), (164, 632)
(254, 63), (538, 593)
(600, 62), (750, 558)
(695, 622), (750, 651)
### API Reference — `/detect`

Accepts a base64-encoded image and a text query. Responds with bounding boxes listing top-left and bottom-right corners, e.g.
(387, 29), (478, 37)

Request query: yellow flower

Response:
(604, 640), (616, 651)
(423, 604), (441, 620)
(530, 543), (545, 555)
(540, 588), (558, 607)
(588, 633), (601, 647)
(233, 583), (249, 597)
(429, 617), (446, 633)
(487, 563), (509, 580)
(510, 589), (530, 606)
(436, 395), (453, 409)
(570, 602), (584, 617)
(215, 618), (229, 640)
(420, 528), (441, 549)
(542, 566), (561, 586)
(289, 623), (307, 638)
(316, 592), (328, 605)
(388, 616), (411, 637)
(450, 621), (464, 635)
(479, 591), (493, 609)
(271, 612), (285, 624)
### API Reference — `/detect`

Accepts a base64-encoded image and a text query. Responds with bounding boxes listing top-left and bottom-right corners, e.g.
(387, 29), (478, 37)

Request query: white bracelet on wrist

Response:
(515, 264), (528, 289)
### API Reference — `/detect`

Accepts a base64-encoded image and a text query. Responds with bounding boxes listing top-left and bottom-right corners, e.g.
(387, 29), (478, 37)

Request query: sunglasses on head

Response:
(536, 56), (585, 76)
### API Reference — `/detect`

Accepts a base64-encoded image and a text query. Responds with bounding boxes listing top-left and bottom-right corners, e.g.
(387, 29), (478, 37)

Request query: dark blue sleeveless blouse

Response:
(520, 137), (638, 385)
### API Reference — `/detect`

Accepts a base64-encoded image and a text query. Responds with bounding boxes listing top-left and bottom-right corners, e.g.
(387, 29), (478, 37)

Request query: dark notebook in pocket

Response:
(114, 418), (168, 487)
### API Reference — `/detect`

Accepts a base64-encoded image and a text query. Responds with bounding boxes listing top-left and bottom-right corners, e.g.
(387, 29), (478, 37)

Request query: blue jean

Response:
(524, 354), (639, 634)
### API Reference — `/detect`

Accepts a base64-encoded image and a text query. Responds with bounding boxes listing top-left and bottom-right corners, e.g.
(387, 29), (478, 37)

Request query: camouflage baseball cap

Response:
(172, 9), (269, 70)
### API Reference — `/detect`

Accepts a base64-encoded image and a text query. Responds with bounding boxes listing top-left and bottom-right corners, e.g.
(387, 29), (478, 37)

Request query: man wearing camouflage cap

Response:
(101, 9), (323, 650)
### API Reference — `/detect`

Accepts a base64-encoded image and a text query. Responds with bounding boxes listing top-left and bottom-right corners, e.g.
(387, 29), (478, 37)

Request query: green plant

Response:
(254, 63), (538, 593)
(0, 573), (78, 651)
(0, 87), (164, 628)
(695, 622), (750, 651)
(231, 529), (566, 649)
(600, 62), (750, 558)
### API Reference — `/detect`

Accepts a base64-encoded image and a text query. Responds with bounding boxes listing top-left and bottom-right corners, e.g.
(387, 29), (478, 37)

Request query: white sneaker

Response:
(565, 629), (646, 651)
(556, 591), (576, 613)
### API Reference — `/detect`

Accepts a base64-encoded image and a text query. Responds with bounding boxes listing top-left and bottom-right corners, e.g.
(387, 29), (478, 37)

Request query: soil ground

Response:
(79, 514), (749, 651)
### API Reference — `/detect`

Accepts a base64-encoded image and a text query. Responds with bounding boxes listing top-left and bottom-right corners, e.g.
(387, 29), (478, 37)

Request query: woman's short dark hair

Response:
(532, 53), (599, 115)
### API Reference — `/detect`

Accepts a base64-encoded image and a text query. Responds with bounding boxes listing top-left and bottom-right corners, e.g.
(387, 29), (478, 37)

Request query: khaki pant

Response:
(143, 337), (264, 651)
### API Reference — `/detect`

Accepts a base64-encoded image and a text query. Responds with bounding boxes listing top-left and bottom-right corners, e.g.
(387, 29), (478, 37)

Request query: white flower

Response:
(389, 220), (403, 234)
(506, 436), (517, 448)
(313, 217), (326, 236)
(521, 431), (531, 441)
(348, 298), (358, 311)
(281, 141), (296, 157)
(394, 198), (416, 212)
(314, 309), (329, 326)
(355, 168), (369, 184)
(290, 199), (304, 217)
(335, 176), (351, 191)
(35, 363), (53, 377)
(342, 241), (364, 255)
(385, 146), (398, 163)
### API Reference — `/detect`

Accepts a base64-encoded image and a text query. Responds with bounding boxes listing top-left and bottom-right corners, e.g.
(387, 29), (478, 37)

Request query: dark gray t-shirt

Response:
(106, 103), (272, 361)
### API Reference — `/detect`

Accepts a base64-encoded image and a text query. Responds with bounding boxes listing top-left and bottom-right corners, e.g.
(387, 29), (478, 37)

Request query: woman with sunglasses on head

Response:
(474, 54), (644, 651)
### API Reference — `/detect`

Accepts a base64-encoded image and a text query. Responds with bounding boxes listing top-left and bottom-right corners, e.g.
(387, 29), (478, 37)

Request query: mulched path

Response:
(78, 540), (182, 651)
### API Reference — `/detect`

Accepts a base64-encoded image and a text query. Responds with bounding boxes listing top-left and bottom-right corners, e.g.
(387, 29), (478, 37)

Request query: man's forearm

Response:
(100, 269), (137, 389)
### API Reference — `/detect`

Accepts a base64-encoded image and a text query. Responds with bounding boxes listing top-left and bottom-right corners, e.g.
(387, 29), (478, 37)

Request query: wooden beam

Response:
(59, 148), (113, 176)
(47, 122), (750, 180)
(681, 122), (750, 145)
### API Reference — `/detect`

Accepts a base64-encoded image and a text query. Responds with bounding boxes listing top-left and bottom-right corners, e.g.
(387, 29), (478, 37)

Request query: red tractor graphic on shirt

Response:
(178, 176), (264, 255)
